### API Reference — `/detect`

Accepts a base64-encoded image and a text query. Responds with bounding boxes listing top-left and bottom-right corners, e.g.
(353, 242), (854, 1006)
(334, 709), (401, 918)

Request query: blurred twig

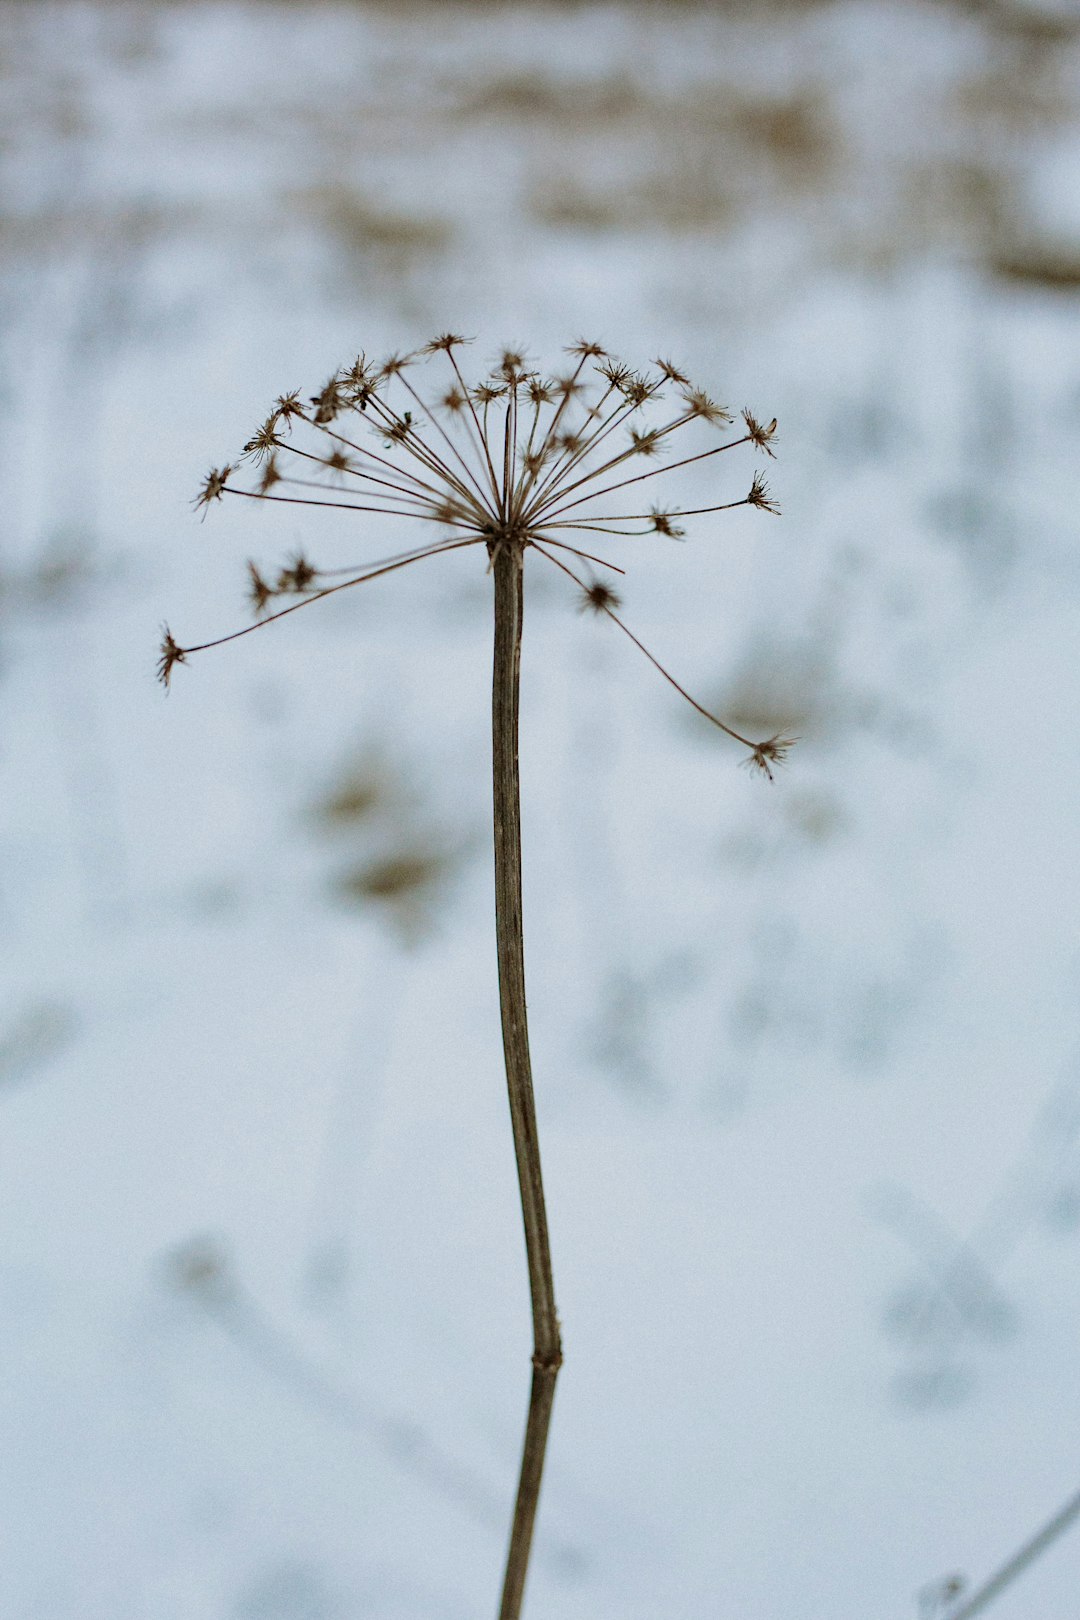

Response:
(942, 1485), (1080, 1620)
(165, 1237), (582, 1573)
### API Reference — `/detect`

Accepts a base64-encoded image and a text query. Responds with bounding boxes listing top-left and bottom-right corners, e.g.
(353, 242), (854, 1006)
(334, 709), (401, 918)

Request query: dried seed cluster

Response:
(165, 336), (792, 776)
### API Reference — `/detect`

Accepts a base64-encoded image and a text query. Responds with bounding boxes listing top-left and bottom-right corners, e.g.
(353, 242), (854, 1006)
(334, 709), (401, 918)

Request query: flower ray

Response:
(171, 338), (789, 770)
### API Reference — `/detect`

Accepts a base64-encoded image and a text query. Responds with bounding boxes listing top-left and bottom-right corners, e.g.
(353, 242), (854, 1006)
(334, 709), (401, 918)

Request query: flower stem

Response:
(491, 540), (562, 1620)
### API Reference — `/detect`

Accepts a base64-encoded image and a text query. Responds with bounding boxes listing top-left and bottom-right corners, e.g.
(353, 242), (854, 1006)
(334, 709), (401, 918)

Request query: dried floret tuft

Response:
(681, 389), (732, 425)
(742, 734), (797, 781)
(742, 409), (779, 457)
(247, 561), (274, 617)
(578, 580), (622, 615)
(649, 507), (686, 539)
(156, 626), (188, 687)
(193, 465), (232, 513)
(276, 552), (317, 593)
(747, 471), (781, 514)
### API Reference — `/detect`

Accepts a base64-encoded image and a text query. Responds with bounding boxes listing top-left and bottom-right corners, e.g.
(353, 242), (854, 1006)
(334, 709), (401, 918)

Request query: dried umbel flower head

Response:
(164, 334), (796, 1620)
(165, 337), (789, 772)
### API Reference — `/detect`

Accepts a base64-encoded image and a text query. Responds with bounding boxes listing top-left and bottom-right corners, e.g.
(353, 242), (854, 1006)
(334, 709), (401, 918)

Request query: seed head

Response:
(341, 355), (382, 410)
(649, 507), (686, 539)
(342, 353), (377, 388)
(742, 409), (778, 457)
(379, 352), (414, 379)
(311, 376), (347, 424)
(681, 388), (732, 425)
(597, 360), (633, 391)
(156, 627), (187, 687)
(747, 471), (780, 514)
(274, 390), (305, 424)
(431, 496), (468, 526)
(551, 372), (585, 400)
(193, 464), (233, 514)
(654, 357), (691, 385)
(247, 561), (274, 617)
(497, 347), (529, 380)
(242, 418), (283, 463)
(257, 454), (282, 494)
(629, 428), (663, 457)
(276, 552), (317, 593)
(742, 734), (797, 781)
(527, 378), (554, 407)
(383, 416), (415, 446)
(621, 375), (655, 409)
(422, 333), (471, 355)
(323, 447), (354, 479)
(578, 580), (622, 615)
(472, 382), (506, 405)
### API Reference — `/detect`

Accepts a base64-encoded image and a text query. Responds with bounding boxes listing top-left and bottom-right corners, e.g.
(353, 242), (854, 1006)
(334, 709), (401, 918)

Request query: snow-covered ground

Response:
(2, 2), (1080, 1616)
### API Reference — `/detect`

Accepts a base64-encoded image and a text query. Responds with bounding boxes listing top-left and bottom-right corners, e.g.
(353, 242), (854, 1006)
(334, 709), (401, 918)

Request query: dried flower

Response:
(741, 733), (798, 781)
(526, 377), (554, 407)
(578, 580), (622, 614)
(551, 371), (585, 400)
(257, 455), (282, 494)
(742, 408), (779, 457)
(156, 626), (187, 687)
(379, 352), (414, 380)
(747, 471), (781, 514)
(167, 338), (790, 772)
(649, 506), (686, 539)
(621, 375), (655, 408)
(681, 388), (732, 425)
(273, 390), (305, 425)
(247, 561), (274, 616)
(275, 552), (317, 593)
(242, 419), (283, 462)
(193, 465), (232, 514)
(472, 381), (505, 406)
(498, 347), (529, 380)
(654, 356), (691, 385)
(629, 428), (663, 457)
(422, 332), (470, 355)
(597, 360), (633, 391)
(567, 338), (607, 359)
(311, 376), (347, 424)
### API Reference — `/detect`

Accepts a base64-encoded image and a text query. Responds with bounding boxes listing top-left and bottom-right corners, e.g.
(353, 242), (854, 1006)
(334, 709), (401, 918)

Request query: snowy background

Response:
(2, 1), (1080, 1616)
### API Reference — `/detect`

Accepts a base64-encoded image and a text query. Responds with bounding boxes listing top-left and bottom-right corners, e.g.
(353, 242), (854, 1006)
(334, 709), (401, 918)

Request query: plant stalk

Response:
(491, 540), (562, 1620)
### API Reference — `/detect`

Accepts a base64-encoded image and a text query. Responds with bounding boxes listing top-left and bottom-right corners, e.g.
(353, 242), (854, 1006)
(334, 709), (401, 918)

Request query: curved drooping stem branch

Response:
(491, 540), (562, 1620)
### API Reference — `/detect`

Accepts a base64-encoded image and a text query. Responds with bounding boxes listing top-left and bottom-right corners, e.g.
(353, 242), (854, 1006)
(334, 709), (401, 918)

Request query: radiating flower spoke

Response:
(171, 337), (789, 771)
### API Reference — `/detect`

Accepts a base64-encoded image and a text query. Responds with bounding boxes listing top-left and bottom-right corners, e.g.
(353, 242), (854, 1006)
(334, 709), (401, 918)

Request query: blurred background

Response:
(2, 1), (1080, 1616)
